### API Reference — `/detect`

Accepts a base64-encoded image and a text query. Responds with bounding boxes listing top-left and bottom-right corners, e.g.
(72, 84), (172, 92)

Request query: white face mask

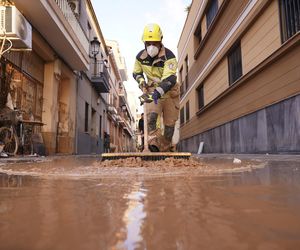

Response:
(146, 45), (159, 58)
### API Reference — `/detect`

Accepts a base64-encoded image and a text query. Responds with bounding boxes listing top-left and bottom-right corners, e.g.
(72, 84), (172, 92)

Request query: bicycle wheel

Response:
(0, 126), (19, 155)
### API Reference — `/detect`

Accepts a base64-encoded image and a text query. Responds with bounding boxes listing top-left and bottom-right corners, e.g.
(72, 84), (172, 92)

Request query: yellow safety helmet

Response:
(142, 23), (163, 42)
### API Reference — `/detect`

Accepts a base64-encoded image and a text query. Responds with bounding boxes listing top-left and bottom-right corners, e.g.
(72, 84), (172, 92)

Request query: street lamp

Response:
(90, 37), (100, 76)
(90, 37), (100, 58)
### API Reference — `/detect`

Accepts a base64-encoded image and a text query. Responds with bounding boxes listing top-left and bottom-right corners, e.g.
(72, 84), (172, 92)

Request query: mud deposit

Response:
(0, 156), (300, 250)
(0, 156), (264, 179)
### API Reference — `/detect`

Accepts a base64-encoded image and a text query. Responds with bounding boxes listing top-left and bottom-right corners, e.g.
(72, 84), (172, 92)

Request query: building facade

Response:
(105, 40), (135, 152)
(177, 0), (300, 154)
(0, 0), (134, 155)
(76, 0), (110, 155)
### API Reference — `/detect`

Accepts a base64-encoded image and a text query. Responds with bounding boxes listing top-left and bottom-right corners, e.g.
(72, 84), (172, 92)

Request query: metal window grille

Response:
(180, 107), (185, 125)
(206, 0), (218, 29)
(228, 43), (242, 85)
(279, 0), (300, 42)
(197, 85), (204, 110)
(186, 101), (190, 122)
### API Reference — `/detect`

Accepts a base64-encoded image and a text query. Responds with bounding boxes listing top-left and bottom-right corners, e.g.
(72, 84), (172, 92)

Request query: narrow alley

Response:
(0, 0), (300, 249)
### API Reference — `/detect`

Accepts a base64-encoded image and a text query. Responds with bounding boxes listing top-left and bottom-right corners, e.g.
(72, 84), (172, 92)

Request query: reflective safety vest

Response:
(133, 45), (178, 95)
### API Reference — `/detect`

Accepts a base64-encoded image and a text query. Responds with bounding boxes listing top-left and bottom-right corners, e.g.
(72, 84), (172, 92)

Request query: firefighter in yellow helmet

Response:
(133, 23), (180, 152)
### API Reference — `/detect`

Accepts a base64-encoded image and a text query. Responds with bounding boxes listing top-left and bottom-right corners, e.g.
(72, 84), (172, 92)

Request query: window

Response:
(206, 0), (218, 29)
(85, 102), (89, 132)
(185, 75), (189, 91)
(179, 67), (184, 97)
(194, 22), (202, 42)
(186, 101), (190, 122)
(185, 56), (189, 90)
(279, 0), (300, 42)
(180, 107), (185, 125)
(179, 67), (183, 84)
(197, 84), (204, 110)
(228, 42), (242, 85)
(91, 108), (96, 135)
(180, 84), (184, 98)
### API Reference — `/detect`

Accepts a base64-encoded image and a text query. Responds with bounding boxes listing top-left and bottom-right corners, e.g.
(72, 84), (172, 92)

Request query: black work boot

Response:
(148, 128), (162, 152)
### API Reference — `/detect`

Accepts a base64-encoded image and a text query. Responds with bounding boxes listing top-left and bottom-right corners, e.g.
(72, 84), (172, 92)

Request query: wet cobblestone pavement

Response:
(0, 155), (300, 250)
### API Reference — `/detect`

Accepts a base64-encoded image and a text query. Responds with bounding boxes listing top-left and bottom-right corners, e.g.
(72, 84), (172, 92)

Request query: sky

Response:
(91, 0), (192, 112)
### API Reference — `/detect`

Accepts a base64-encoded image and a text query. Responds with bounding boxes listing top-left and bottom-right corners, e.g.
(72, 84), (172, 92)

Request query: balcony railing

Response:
(90, 60), (110, 93)
(54, 0), (89, 54)
(107, 105), (117, 115)
(118, 84), (127, 98)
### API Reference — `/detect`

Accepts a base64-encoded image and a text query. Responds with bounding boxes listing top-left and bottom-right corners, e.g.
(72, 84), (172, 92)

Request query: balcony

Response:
(107, 105), (117, 115)
(13, 0), (90, 70)
(118, 84), (128, 103)
(123, 124), (133, 137)
(90, 60), (110, 93)
(118, 116), (126, 127)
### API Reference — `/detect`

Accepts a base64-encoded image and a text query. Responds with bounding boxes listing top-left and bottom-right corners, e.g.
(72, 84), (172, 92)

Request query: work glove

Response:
(152, 89), (161, 105)
(138, 79), (147, 90)
(139, 93), (153, 105)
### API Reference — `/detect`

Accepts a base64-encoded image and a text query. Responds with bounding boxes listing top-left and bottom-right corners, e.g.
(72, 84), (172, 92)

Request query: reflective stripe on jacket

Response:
(133, 45), (178, 96)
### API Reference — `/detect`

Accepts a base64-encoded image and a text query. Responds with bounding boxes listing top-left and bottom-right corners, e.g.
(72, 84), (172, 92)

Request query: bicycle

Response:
(0, 124), (19, 155)
(0, 109), (42, 156)
(0, 108), (22, 155)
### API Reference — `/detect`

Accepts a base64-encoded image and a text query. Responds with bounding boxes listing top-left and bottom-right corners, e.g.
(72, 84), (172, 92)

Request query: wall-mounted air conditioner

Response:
(0, 6), (32, 50)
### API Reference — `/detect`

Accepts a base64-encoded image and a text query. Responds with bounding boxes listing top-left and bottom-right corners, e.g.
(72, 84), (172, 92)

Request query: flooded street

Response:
(0, 156), (300, 250)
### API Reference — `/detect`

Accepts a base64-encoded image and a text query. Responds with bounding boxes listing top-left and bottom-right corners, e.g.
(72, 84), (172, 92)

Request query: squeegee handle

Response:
(143, 88), (149, 152)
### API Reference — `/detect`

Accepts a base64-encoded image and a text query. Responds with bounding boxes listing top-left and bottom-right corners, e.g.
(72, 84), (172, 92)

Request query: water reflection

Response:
(0, 174), (24, 188)
(115, 181), (147, 250)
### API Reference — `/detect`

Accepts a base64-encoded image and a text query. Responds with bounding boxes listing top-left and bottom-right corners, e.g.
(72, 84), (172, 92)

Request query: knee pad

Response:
(148, 112), (158, 131)
(164, 125), (175, 142)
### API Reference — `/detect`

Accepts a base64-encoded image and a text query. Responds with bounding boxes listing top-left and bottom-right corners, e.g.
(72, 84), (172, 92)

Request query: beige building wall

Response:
(242, 0), (281, 74)
(177, 0), (300, 153)
(106, 40), (128, 79)
(42, 60), (77, 154)
(178, 0), (203, 57)
(42, 62), (60, 154)
(57, 67), (77, 154)
(178, 0), (284, 123)
(204, 58), (228, 105)
(180, 45), (300, 140)
(201, 16), (207, 38)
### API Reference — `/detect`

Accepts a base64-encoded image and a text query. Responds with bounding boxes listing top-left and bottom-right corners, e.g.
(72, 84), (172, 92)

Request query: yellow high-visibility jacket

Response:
(133, 45), (179, 97)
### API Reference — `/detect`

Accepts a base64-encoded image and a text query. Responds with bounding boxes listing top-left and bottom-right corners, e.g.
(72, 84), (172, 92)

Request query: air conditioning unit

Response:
(0, 6), (32, 50)
(68, 0), (80, 16)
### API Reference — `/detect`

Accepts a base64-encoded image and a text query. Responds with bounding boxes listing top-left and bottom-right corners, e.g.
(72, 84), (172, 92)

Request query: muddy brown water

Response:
(0, 156), (300, 250)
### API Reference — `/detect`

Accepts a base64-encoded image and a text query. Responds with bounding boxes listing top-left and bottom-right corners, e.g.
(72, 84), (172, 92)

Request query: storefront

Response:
(0, 50), (45, 154)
